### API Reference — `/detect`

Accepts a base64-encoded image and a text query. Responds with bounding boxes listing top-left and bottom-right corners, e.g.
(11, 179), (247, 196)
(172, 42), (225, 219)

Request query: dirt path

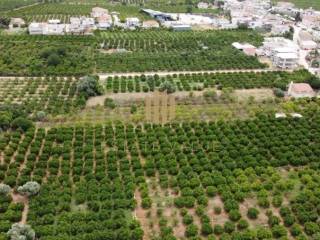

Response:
(134, 190), (157, 240)
(11, 193), (29, 224)
(3, 1), (41, 14)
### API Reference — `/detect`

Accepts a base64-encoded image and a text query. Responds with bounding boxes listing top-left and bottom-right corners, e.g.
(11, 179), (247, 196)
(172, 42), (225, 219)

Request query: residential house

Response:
(171, 24), (191, 31)
(298, 31), (317, 50)
(28, 22), (47, 35)
(97, 15), (112, 30)
(274, 52), (299, 69)
(287, 82), (316, 98)
(47, 22), (65, 35)
(232, 42), (257, 56)
(9, 18), (25, 29)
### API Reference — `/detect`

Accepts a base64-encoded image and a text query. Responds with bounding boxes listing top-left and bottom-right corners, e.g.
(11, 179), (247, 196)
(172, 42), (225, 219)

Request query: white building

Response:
(261, 37), (299, 57)
(28, 22), (47, 35)
(271, 24), (290, 35)
(287, 82), (315, 98)
(126, 18), (140, 28)
(97, 15), (112, 30)
(48, 19), (61, 24)
(47, 23), (65, 35)
(68, 17), (95, 34)
(172, 24), (191, 31)
(9, 18), (25, 29)
(274, 52), (299, 69)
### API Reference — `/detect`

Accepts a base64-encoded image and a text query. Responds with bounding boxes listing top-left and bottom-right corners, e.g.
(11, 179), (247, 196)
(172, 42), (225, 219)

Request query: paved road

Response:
(98, 68), (292, 79)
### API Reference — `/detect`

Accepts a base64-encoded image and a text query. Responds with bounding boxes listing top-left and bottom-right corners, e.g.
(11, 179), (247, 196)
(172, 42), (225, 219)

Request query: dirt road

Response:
(98, 68), (292, 79)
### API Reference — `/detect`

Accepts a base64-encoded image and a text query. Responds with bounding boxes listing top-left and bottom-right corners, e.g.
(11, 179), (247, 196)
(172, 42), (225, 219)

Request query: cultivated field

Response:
(274, 0), (320, 10)
(1, 117), (320, 239)
(0, 0), (38, 12)
(0, 30), (266, 76)
(103, 70), (312, 93)
(5, 3), (151, 22)
(0, 77), (85, 116)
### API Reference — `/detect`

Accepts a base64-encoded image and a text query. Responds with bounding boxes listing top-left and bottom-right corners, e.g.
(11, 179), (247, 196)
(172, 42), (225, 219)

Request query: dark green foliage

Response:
(307, 75), (320, 89)
(11, 117), (34, 132)
(104, 98), (116, 109)
(247, 208), (259, 220)
(185, 224), (198, 237)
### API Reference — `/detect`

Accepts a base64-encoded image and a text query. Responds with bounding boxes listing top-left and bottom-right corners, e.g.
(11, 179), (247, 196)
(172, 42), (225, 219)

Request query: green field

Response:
(274, 0), (320, 10)
(1, 115), (320, 239)
(0, 0), (39, 12)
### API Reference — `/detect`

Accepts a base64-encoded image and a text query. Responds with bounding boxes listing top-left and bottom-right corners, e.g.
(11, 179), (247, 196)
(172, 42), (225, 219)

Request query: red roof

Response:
(291, 83), (314, 94)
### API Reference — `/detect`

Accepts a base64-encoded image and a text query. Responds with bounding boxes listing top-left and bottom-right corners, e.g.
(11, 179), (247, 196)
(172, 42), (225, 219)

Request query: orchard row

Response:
(105, 70), (312, 93)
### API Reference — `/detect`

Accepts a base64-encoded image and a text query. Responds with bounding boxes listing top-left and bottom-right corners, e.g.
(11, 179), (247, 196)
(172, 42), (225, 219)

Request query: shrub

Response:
(104, 98), (116, 109)
(214, 225), (224, 235)
(203, 90), (218, 101)
(206, 186), (217, 197)
(141, 198), (152, 209)
(35, 111), (46, 121)
(17, 182), (40, 196)
(273, 88), (285, 98)
(247, 208), (259, 219)
(77, 75), (103, 99)
(159, 81), (176, 94)
(7, 223), (35, 240)
(290, 223), (302, 237)
(304, 222), (320, 236)
(0, 184), (11, 195)
(271, 225), (287, 238)
(182, 214), (193, 225)
(201, 222), (213, 236)
(185, 224), (198, 237)
(229, 210), (241, 222)
(214, 206), (222, 214)
(11, 117), (33, 132)
(257, 227), (272, 240)
(307, 75), (320, 89)
(237, 219), (249, 230)
(130, 105), (138, 114)
(224, 221), (235, 233)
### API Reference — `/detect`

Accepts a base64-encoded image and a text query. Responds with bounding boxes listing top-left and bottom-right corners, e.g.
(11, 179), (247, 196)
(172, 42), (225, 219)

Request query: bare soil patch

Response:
(239, 198), (269, 227)
(134, 190), (159, 240)
(234, 89), (274, 102)
(209, 196), (229, 225)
